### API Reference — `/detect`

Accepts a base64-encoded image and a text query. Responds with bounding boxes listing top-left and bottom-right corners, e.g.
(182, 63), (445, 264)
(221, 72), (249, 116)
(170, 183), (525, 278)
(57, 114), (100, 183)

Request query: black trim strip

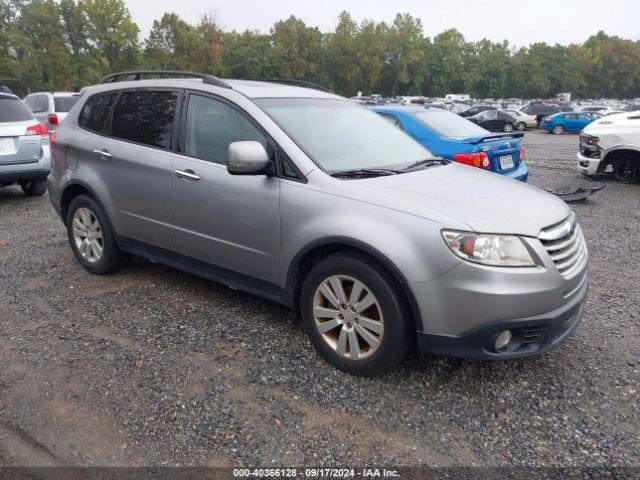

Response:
(116, 236), (293, 308)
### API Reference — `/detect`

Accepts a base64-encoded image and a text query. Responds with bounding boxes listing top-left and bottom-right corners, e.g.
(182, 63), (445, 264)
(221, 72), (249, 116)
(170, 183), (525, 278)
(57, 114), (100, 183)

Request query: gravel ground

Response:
(0, 130), (638, 468)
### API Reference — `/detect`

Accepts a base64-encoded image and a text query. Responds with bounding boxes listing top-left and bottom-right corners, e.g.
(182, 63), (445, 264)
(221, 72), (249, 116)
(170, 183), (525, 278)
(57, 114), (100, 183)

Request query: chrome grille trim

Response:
(540, 215), (587, 276)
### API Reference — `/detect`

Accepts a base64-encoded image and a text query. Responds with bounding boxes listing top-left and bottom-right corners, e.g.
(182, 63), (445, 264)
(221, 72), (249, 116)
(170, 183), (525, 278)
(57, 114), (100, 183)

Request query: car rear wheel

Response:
(300, 252), (413, 376)
(516, 122), (527, 131)
(503, 122), (514, 133)
(66, 195), (129, 274)
(20, 180), (47, 197)
(553, 125), (564, 134)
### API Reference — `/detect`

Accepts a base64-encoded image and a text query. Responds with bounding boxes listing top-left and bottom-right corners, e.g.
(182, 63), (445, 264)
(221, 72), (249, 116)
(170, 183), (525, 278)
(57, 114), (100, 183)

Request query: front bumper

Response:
(416, 279), (586, 360)
(577, 152), (601, 176)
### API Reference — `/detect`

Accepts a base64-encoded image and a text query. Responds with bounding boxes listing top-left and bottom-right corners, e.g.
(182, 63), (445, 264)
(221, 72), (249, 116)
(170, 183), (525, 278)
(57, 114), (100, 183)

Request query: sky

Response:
(126, 0), (640, 47)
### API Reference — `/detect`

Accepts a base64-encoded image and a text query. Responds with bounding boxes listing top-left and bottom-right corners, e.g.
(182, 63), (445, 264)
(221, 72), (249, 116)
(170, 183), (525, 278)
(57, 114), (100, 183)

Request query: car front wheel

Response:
(300, 253), (413, 376)
(65, 195), (129, 274)
(553, 125), (564, 134)
(516, 122), (527, 131)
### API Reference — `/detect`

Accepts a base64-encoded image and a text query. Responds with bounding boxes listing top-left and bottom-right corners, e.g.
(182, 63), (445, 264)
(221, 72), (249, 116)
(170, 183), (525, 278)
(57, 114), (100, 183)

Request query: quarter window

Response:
(184, 94), (268, 165)
(111, 90), (178, 150)
(78, 92), (118, 135)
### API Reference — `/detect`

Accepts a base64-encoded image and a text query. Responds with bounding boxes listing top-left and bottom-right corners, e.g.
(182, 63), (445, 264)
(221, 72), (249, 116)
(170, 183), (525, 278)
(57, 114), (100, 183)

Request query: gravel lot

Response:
(0, 130), (638, 468)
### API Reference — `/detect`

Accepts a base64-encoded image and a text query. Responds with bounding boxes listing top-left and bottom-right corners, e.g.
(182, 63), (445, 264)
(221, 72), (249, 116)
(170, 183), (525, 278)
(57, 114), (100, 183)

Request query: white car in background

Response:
(578, 111), (640, 183)
(579, 105), (616, 116)
(504, 109), (537, 131)
(23, 91), (80, 132)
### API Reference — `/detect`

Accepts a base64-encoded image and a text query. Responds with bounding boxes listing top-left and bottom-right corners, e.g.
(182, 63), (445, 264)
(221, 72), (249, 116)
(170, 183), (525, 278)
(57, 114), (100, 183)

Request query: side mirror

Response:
(227, 141), (271, 175)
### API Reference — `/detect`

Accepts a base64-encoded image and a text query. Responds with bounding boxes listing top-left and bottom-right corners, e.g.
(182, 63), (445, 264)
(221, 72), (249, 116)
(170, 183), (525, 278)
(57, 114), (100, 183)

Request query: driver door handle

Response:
(93, 149), (112, 159)
(174, 169), (201, 181)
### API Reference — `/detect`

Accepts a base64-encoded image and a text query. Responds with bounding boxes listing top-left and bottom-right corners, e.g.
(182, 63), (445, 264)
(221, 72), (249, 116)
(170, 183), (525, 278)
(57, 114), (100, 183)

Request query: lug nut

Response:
(339, 314), (344, 319)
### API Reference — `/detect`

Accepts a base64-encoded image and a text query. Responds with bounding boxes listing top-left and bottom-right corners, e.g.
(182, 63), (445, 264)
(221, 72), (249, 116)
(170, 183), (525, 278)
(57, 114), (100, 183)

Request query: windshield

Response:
(255, 98), (436, 172)
(54, 96), (79, 112)
(414, 110), (489, 138)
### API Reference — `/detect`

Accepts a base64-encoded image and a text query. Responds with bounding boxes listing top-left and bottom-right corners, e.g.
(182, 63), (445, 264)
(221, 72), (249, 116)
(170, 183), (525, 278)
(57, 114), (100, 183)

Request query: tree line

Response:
(2, 0), (640, 99)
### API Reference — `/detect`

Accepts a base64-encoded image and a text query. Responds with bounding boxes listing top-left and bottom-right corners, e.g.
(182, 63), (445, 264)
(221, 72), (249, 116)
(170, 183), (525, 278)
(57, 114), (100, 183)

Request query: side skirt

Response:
(116, 236), (293, 308)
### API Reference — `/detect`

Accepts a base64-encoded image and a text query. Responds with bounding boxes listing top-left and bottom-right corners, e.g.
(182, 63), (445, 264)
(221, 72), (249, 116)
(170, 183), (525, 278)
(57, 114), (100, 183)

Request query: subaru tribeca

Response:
(47, 71), (588, 376)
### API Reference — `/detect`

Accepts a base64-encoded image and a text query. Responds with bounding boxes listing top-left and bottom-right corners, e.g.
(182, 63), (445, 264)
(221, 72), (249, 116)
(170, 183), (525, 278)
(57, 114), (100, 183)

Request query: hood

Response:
(318, 163), (570, 237)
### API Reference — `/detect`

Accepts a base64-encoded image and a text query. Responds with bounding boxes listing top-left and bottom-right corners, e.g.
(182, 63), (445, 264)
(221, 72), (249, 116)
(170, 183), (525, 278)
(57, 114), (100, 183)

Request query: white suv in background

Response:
(578, 111), (640, 182)
(23, 91), (80, 132)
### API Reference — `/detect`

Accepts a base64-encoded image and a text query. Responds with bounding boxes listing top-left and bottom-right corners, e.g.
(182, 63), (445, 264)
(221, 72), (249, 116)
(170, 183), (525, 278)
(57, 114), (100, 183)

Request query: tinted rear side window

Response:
(54, 96), (79, 112)
(111, 90), (178, 149)
(0, 97), (35, 122)
(78, 92), (118, 135)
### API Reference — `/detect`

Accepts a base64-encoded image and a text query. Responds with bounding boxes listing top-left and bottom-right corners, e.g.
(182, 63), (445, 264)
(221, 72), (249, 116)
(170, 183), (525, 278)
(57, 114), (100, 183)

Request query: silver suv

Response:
(0, 93), (51, 196)
(47, 71), (589, 376)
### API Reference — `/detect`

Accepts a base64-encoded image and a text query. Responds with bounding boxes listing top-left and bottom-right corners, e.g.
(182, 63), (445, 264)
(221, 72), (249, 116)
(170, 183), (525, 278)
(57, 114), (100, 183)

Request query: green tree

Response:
(144, 13), (208, 71)
(81, 0), (139, 73)
(384, 13), (424, 96)
(270, 16), (322, 80)
(221, 30), (273, 79)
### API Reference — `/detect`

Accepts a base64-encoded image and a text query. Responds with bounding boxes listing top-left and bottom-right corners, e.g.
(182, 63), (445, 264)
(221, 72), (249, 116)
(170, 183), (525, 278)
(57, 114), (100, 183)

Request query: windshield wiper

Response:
(401, 158), (449, 171)
(330, 168), (401, 178)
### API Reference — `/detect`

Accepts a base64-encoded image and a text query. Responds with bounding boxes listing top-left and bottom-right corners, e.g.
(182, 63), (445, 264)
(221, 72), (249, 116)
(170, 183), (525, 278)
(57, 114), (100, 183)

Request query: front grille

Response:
(540, 214), (587, 276)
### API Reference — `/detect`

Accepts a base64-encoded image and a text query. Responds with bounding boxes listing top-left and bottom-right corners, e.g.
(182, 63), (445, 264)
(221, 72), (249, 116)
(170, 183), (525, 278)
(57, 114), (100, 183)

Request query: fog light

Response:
(494, 330), (512, 350)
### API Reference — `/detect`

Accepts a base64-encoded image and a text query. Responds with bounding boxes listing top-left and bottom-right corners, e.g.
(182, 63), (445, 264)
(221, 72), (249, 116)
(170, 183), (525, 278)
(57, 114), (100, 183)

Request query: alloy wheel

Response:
(72, 207), (104, 263)
(312, 275), (384, 360)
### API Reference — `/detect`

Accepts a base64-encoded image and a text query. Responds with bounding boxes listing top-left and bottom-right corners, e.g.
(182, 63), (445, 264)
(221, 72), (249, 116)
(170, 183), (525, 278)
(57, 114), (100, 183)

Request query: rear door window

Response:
(78, 92), (119, 135)
(111, 89), (179, 150)
(54, 96), (79, 113)
(0, 97), (35, 122)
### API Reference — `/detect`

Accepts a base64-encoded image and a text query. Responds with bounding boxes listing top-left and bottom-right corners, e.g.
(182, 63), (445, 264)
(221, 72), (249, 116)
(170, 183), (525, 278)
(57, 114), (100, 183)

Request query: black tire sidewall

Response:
(65, 195), (122, 274)
(504, 123), (513, 132)
(21, 180), (47, 196)
(517, 122), (526, 131)
(300, 253), (412, 376)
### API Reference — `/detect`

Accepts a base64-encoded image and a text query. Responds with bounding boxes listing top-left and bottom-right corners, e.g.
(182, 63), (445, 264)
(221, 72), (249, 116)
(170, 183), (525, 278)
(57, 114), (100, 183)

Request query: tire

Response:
(516, 122), (527, 131)
(65, 195), (128, 274)
(20, 180), (47, 197)
(503, 122), (514, 133)
(300, 252), (413, 376)
(553, 125), (564, 134)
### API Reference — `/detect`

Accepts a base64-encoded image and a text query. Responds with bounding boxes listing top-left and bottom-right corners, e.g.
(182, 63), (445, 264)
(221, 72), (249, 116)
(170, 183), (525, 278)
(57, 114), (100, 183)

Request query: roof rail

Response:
(99, 70), (232, 89)
(250, 79), (332, 93)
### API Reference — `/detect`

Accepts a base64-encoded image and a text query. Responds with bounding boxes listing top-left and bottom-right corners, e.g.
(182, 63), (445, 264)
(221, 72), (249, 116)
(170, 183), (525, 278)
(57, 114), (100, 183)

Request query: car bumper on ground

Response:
(577, 152), (601, 175)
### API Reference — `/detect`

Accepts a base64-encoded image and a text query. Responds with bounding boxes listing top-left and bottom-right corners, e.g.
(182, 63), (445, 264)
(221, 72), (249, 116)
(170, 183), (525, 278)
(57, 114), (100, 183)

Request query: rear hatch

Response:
(0, 96), (44, 166)
(466, 133), (523, 174)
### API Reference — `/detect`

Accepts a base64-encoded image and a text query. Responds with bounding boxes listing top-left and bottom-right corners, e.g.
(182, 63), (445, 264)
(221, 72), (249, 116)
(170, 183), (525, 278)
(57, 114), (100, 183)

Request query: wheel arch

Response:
(286, 237), (422, 330)
(60, 181), (119, 238)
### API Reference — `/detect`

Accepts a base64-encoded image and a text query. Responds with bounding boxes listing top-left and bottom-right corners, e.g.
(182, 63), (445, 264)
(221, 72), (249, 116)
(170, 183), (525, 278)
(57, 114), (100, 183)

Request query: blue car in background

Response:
(371, 106), (528, 182)
(540, 112), (602, 134)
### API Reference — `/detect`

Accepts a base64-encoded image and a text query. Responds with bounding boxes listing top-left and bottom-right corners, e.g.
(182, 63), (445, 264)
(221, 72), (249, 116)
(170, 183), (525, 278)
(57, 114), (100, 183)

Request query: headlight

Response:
(442, 230), (536, 267)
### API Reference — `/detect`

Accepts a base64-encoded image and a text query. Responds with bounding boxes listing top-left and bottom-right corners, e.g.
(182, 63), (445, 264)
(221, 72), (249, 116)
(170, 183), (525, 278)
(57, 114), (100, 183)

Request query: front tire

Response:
(516, 122), (527, 131)
(300, 253), (413, 376)
(65, 195), (128, 274)
(503, 122), (514, 133)
(20, 180), (47, 197)
(553, 125), (564, 134)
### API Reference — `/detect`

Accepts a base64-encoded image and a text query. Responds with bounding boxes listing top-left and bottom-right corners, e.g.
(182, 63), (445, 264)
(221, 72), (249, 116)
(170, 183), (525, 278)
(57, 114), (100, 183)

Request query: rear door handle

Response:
(93, 149), (112, 158)
(174, 169), (201, 181)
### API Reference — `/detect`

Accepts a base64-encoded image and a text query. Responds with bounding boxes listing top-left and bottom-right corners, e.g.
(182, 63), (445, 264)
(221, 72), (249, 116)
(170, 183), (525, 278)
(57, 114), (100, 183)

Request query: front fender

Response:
(279, 181), (463, 289)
